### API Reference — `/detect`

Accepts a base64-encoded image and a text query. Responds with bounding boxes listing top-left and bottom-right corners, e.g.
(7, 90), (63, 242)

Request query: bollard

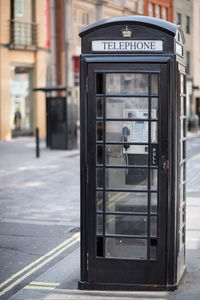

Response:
(36, 127), (40, 158)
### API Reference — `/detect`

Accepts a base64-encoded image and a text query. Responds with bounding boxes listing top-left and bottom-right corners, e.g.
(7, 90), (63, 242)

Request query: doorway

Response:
(86, 62), (169, 285)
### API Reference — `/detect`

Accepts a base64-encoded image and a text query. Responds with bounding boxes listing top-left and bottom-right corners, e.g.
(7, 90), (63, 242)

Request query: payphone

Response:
(79, 16), (186, 291)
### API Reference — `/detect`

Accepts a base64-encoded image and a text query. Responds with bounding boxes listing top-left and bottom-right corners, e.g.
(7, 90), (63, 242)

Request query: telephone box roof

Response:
(79, 15), (184, 43)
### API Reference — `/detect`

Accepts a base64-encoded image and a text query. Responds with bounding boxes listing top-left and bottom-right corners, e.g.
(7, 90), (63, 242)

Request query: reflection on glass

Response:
(105, 144), (148, 166)
(106, 121), (148, 143)
(96, 214), (103, 234)
(181, 119), (186, 138)
(181, 97), (186, 117)
(181, 141), (186, 160)
(96, 168), (103, 188)
(151, 121), (158, 142)
(106, 73), (148, 95)
(96, 121), (103, 141)
(105, 238), (147, 259)
(96, 191), (103, 211)
(106, 192), (148, 213)
(151, 169), (158, 190)
(106, 215), (147, 236)
(106, 97), (148, 119)
(180, 74), (185, 95)
(151, 98), (158, 118)
(151, 193), (157, 213)
(96, 145), (103, 165)
(150, 238), (157, 259)
(150, 216), (157, 236)
(97, 98), (103, 118)
(180, 184), (186, 205)
(105, 168), (148, 190)
(151, 74), (158, 95)
(182, 226), (185, 246)
(180, 163), (186, 183)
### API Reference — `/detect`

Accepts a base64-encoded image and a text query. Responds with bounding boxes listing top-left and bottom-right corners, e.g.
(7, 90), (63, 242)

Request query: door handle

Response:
(161, 157), (169, 173)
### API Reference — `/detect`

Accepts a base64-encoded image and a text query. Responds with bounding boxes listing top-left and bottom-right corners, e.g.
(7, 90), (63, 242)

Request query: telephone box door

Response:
(86, 62), (169, 285)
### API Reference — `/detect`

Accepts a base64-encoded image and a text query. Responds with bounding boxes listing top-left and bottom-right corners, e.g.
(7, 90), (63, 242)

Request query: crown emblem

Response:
(122, 26), (132, 38)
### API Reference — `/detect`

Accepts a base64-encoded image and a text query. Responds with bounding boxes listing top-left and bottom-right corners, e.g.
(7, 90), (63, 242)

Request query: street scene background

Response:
(1, 0), (200, 299)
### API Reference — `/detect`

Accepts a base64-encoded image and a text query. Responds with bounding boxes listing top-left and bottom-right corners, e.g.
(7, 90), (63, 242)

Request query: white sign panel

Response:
(92, 40), (163, 52)
(176, 42), (183, 57)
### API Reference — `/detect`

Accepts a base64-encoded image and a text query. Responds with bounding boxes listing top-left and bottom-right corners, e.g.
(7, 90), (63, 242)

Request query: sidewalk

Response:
(0, 137), (80, 227)
(1, 132), (200, 300)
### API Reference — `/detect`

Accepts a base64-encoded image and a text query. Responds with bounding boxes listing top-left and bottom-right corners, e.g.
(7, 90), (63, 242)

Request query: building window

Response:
(155, 5), (160, 18)
(73, 56), (80, 86)
(177, 13), (182, 25)
(148, 3), (154, 17)
(16, 0), (24, 17)
(82, 12), (90, 25)
(162, 7), (168, 20)
(186, 51), (190, 74)
(186, 16), (190, 34)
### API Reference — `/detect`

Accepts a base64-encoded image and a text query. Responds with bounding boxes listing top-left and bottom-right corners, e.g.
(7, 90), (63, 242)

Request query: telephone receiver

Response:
(122, 127), (130, 150)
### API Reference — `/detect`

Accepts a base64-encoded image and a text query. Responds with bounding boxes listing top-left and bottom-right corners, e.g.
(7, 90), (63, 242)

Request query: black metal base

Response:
(78, 281), (177, 291)
(78, 269), (186, 292)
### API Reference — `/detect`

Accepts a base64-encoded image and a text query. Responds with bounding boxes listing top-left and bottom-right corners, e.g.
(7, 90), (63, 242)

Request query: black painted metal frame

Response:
(79, 16), (186, 291)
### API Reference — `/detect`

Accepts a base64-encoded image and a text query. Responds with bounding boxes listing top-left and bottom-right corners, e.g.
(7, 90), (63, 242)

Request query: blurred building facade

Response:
(174, 0), (193, 117)
(0, 0), (49, 140)
(192, 0), (200, 120)
(1, 0), (198, 141)
(144, 0), (174, 21)
(46, 0), (144, 103)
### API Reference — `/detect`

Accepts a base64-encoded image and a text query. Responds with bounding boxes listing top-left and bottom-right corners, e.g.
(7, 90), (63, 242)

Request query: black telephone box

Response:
(79, 16), (186, 291)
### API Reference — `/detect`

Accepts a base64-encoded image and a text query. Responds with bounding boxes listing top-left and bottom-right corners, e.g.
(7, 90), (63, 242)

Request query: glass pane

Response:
(151, 98), (158, 118)
(150, 238), (157, 259)
(105, 144), (148, 166)
(180, 73), (185, 94)
(96, 214), (103, 234)
(97, 97), (103, 118)
(96, 73), (103, 94)
(106, 192), (148, 213)
(181, 140), (186, 160)
(96, 191), (103, 211)
(106, 121), (148, 143)
(96, 145), (103, 165)
(180, 163), (186, 183)
(181, 119), (186, 138)
(180, 184), (186, 205)
(105, 238), (147, 259)
(150, 216), (157, 236)
(106, 73), (148, 95)
(106, 215), (148, 236)
(96, 121), (103, 141)
(180, 97), (186, 116)
(96, 168), (103, 188)
(151, 169), (158, 190)
(151, 193), (157, 213)
(151, 74), (158, 95)
(106, 97), (148, 119)
(105, 168), (148, 190)
(151, 121), (158, 142)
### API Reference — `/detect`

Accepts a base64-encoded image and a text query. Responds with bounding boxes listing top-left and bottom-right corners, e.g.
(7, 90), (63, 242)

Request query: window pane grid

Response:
(95, 72), (159, 260)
